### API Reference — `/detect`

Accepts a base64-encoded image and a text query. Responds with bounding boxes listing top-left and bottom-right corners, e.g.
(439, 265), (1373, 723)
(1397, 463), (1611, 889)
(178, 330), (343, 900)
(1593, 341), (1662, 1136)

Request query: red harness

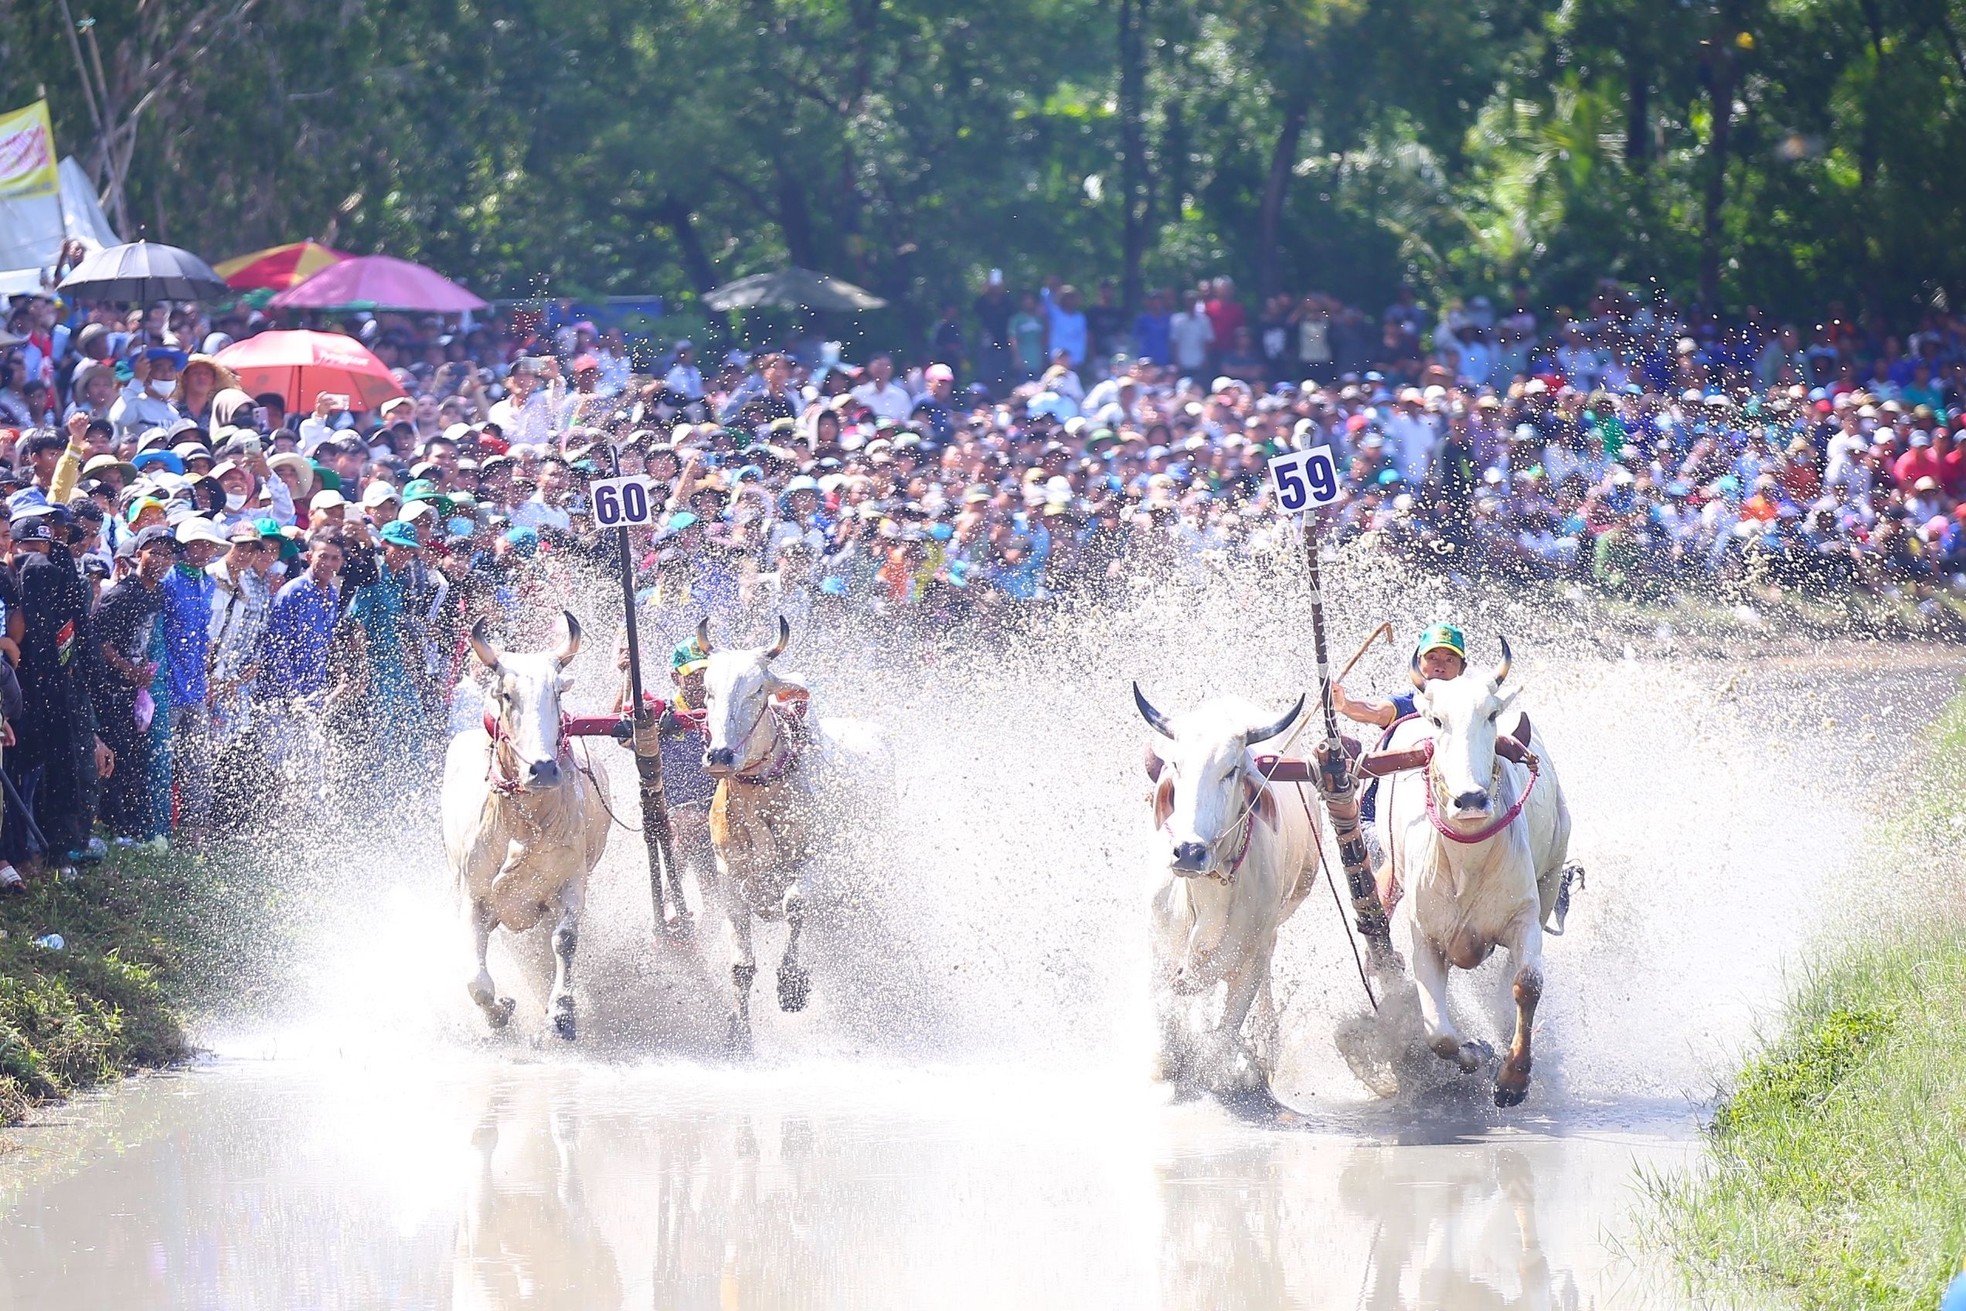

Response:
(1369, 713), (1540, 845)
(482, 708), (579, 795)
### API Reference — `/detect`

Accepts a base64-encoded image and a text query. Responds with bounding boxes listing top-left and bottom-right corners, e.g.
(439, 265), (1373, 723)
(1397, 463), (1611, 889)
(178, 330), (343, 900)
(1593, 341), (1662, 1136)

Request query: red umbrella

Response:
(269, 254), (487, 313)
(214, 330), (406, 414)
(213, 240), (350, 292)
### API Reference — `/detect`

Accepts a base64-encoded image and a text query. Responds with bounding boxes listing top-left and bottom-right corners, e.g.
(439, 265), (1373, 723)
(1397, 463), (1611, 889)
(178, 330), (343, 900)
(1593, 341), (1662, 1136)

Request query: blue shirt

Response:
(159, 564), (215, 706)
(1133, 311), (1171, 365)
(1041, 288), (1088, 368)
(261, 575), (340, 699)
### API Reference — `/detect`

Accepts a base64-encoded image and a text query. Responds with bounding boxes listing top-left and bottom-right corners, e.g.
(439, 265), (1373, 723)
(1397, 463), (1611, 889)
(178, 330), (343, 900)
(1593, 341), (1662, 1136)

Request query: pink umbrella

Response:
(214, 330), (407, 413)
(268, 254), (487, 313)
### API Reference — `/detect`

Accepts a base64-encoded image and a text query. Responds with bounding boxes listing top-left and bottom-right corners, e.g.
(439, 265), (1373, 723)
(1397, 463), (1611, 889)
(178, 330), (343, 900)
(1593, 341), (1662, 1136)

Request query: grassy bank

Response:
(0, 849), (237, 1125)
(1655, 687), (1966, 1309)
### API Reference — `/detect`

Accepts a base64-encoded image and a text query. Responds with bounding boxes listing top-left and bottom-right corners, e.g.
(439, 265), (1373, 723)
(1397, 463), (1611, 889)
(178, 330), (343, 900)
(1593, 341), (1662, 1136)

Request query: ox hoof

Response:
(1431, 1035), (1489, 1074)
(485, 996), (517, 1030)
(661, 910), (696, 940)
(1494, 1080), (1528, 1109)
(777, 964), (810, 1013)
(552, 1003), (577, 1043)
(724, 1016), (754, 1060)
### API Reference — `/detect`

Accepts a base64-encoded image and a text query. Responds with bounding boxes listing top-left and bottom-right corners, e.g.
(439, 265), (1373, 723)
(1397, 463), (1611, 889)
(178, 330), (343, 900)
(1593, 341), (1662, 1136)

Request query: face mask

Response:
(225, 492), (247, 512)
(447, 516), (475, 537)
(151, 379), (177, 397)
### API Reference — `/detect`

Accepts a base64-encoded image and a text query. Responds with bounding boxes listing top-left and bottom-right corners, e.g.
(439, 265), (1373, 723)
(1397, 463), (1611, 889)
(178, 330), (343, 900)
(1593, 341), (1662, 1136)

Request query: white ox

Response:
(443, 612), (611, 1041)
(1373, 638), (1572, 1106)
(1135, 685), (1316, 1097)
(696, 616), (890, 1055)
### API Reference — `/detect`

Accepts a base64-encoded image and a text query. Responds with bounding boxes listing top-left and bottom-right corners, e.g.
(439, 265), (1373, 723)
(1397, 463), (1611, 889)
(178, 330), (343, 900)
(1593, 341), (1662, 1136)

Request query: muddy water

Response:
(0, 610), (1957, 1309)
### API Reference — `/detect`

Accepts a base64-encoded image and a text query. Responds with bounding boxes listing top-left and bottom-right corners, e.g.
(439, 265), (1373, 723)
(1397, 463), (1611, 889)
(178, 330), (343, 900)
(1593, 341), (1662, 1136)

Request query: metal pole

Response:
(604, 443), (691, 937)
(1301, 514), (1396, 968)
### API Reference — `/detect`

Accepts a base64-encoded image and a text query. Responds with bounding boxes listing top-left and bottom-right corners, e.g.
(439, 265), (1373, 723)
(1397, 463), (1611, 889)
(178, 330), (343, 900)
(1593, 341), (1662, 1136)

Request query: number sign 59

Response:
(1266, 445), (1342, 514)
(590, 475), (660, 528)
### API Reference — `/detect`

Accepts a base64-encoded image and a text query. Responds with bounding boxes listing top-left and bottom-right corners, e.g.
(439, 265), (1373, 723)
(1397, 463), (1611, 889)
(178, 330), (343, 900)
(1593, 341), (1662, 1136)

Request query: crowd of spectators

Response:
(0, 271), (1960, 882)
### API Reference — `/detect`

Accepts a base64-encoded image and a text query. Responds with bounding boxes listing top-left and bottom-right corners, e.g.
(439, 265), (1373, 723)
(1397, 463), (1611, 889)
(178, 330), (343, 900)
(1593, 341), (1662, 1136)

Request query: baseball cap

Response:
(310, 489), (348, 512)
(361, 480), (402, 509)
(131, 524), (179, 553)
(378, 520), (421, 548)
(174, 516), (229, 547)
(1415, 623), (1468, 662)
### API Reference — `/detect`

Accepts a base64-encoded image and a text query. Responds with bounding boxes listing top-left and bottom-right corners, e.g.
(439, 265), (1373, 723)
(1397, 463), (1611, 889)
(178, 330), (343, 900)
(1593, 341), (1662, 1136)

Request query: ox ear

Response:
(1152, 775), (1174, 830)
(1243, 775), (1280, 831)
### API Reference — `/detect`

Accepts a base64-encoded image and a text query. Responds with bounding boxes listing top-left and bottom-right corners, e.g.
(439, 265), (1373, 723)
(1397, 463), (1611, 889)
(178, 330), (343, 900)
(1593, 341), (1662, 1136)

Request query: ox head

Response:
(697, 615), (793, 777)
(1411, 636), (1517, 819)
(1134, 684), (1303, 879)
(472, 611), (582, 791)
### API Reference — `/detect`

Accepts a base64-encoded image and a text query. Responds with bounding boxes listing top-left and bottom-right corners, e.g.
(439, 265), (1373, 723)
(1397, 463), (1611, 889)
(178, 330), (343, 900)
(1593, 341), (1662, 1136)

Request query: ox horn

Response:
(555, 611), (582, 668)
(469, 618), (502, 671)
(1244, 694), (1306, 748)
(763, 615), (790, 659)
(1132, 682), (1177, 739)
(1495, 635), (1513, 684)
(1409, 651), (1427, 691)
(695, 616), (713, 653)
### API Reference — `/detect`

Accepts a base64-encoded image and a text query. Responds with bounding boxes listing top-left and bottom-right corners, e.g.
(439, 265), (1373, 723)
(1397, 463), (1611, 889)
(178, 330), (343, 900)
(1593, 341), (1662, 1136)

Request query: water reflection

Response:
(0, 1060), (1706, 1310)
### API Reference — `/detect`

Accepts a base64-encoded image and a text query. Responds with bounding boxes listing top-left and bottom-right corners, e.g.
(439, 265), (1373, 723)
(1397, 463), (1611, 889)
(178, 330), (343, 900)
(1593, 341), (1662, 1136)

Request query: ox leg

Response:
(1209, 943), (1272, 1095)
(1494, 912), (1544, 1108)
(725, 878), (757, 1058)
(1412, 936), (1485, 1074)
(465, 899), (516, 1031)
(549, 900), (579, 1042)
(777, 882), (810, 1013)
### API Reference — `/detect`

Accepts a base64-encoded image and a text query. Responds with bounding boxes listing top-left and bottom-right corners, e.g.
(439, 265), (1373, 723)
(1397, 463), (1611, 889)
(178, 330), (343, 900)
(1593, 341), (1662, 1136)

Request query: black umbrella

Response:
(57, 240), (229, 303)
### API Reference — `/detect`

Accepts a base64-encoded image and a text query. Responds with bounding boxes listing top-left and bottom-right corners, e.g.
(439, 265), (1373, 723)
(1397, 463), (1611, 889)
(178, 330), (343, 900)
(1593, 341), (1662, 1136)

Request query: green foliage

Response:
(1653, 687), (1966, 1310)
(5, 0), (1966, 320)
(0, 849), (230, 1124)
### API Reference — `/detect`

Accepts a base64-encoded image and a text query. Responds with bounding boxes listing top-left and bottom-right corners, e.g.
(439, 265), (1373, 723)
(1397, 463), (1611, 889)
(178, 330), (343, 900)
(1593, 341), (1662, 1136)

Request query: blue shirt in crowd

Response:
(159, 563), (214, 707)
(260, 575), (340, 700)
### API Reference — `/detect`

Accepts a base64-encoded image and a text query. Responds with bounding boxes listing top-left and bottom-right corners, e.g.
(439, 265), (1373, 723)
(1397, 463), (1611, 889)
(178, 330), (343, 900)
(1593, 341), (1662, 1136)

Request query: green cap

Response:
(379, 520), (421, 549)
(1415, 623), (1467, 661)
(671, 636), (708, 677)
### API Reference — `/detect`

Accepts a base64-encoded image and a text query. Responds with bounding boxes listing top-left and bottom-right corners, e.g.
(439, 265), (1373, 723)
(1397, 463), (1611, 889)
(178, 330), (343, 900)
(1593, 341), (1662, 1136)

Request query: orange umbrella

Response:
(213, 240), (349, 292)
(214, 330), (405, 414)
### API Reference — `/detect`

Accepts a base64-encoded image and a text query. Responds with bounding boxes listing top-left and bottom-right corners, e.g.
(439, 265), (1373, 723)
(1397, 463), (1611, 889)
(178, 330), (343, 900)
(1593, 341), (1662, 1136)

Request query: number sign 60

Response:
(591, 475), (659, 527)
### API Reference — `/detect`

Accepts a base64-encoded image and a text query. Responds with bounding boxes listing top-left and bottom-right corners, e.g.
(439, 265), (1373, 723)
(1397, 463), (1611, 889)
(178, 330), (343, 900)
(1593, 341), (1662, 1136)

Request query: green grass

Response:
(0, 848), (237, 1124)
(1653, 687), (1966, 1310)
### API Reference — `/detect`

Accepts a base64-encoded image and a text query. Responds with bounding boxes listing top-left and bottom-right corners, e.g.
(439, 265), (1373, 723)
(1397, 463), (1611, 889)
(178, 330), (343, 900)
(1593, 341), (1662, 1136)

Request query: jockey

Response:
(1334, 622), (1467, 733)
(1333, 622), (1468, 829)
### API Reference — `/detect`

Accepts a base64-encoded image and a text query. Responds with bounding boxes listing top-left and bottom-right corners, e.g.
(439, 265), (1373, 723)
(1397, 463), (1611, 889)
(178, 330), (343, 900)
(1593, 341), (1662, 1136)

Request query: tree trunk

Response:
(659, 198), (720, 295)
(1626, 66), (1649, 171)
(1697, 40), (1736, 308)
(1258, 91), (1311, 300)
(1117, 0), (1151, 313)
(773, 160), (819, 269)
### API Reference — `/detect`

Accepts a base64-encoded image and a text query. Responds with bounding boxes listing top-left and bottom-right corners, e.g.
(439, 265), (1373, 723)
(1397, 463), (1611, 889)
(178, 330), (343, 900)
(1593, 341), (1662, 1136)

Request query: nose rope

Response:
(1421, 744), (1539, 844)
(482, 705), (574, 795)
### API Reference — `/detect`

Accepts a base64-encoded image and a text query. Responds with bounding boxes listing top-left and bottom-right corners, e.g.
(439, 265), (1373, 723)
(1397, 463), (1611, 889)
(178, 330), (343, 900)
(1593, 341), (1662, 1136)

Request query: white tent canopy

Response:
(0, 158), (121, 297)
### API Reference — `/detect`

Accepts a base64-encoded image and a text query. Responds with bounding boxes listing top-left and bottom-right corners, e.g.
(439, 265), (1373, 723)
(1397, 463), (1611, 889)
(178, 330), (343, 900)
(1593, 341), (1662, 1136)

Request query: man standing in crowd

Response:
(162, 516), (226, 852)
(14, 506), (105, 866)
(90, 526), (175, 844)
(851, 353), (913, 423)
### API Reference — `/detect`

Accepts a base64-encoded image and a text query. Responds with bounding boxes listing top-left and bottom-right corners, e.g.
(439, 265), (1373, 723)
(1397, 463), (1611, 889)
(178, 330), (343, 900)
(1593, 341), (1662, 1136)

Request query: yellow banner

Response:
(0, 100), (59, 200)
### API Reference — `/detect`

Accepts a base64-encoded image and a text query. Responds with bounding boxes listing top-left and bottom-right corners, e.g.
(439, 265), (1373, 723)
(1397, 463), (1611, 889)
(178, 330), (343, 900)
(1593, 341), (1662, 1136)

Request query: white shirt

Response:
(488, 380), (567, 447)
(107, 383), (183, 438)
(1169, 309), (1214, 371)
(850, 380), (913, 423)
(510, 495), (571, 533)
